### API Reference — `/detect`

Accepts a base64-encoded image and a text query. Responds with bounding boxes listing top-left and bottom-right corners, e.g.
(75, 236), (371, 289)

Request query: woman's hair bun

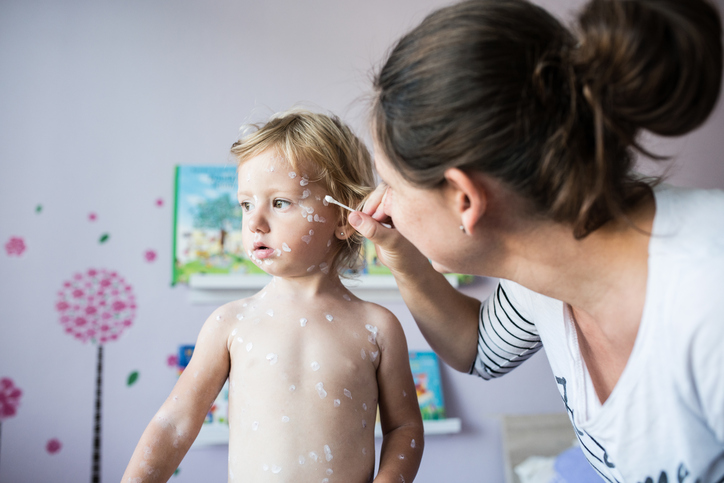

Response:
(574, 0), (722, 137)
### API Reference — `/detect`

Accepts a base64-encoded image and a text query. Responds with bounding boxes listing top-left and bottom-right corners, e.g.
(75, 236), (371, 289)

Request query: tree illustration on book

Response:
(55, 268), (136, 483)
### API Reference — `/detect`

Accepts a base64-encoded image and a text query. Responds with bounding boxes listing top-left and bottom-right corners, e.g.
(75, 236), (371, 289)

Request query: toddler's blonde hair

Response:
(231, 108), (374, 275)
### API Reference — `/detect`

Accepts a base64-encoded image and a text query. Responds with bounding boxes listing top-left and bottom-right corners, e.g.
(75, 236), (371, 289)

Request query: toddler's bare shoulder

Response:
(356, 300), (401, 331)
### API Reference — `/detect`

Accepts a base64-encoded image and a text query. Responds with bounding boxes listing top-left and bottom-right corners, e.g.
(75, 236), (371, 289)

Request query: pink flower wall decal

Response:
(155, 198), (164, 207)
(167, 354), (178, 368)
(89, 213), (98, 221)
(144, 250), (157, 263)
(4, 237), (26, 257)
(46, 438), (62, 454)
(56, 268), (136, 344)
(0, 378), (22, 421)
(56, 268), (137, 482)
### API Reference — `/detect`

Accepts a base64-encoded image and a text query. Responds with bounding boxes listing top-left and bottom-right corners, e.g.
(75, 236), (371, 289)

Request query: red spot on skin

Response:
(4, 237), (26, 256)
(144, 250), (157, 262)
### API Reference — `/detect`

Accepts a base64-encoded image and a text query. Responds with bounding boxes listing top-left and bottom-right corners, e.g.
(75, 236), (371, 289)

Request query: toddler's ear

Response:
(335, 211), (353, 240)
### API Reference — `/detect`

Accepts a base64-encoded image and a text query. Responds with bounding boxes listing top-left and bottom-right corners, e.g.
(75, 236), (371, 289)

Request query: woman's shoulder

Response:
(651, 185), (724, 259)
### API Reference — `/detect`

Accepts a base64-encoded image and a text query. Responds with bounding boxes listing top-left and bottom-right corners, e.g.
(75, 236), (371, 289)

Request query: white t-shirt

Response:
(470, 186), (724, 482)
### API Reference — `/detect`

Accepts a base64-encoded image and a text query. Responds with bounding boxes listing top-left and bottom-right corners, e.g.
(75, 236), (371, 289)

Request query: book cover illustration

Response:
(409, 351), (446, 420)
(172, 165), (265, 285)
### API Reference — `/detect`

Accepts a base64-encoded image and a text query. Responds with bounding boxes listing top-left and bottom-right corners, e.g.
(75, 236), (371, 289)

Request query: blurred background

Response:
(1, 0), (723, 481)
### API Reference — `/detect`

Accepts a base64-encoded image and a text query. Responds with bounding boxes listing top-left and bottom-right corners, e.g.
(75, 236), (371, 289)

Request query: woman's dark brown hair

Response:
(373, 0), (722, 238)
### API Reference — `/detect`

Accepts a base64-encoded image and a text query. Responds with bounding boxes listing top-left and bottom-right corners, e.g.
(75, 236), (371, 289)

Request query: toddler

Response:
(121, 109), (424, 483)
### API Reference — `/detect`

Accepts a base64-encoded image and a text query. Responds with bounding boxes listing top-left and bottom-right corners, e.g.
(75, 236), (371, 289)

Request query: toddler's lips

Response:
(253, 247), (275, 259)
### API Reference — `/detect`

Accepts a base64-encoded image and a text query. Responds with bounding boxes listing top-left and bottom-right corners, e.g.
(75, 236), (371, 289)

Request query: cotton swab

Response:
(324, 195), (354, 212)
(324, 195), (392, 229)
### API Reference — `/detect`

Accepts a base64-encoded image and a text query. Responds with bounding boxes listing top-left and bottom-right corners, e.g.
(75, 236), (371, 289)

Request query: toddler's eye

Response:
(240, 201), (254, 212)
(274, 199), (291, 210)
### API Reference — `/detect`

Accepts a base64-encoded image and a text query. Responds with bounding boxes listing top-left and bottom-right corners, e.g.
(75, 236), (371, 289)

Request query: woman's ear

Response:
(443, 168), (487, 235)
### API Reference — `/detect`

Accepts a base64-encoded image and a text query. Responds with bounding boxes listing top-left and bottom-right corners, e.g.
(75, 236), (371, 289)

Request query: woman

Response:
(347, 0), (724, 481)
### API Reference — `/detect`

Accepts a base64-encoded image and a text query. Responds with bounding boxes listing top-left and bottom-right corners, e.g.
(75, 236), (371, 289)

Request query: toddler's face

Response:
(237, 149), (341, 277)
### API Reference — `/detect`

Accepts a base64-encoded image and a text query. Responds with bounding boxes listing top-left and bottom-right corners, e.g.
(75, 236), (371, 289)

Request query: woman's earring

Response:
(340, 231), (344, 236)
(459, 225), (466, 234)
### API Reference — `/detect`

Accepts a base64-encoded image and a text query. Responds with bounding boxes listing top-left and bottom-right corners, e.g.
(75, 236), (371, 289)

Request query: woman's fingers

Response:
(348, 211), (390, 245)
(362, 182), (389, 222)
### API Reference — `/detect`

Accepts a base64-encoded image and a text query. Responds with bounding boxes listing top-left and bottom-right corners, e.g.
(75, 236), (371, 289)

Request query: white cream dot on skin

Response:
(246, 343), (253, 352)
(362, 419), (367, 428)
(271, 465), (281, 474)
(282, 416), (290, 423)
(333, 399), (340, 407)
(343, 294), (351, 301)
(403, 390), (407, 397)
(322, 479), (329, 483)
(400, 475), (406, 483)
(320, 263), (329, 274)
(326, 469), (333, 475)
(325, 314), (334, 322)
(311, 361), (320, 371)
(307, 215), (313, 222)
(299, 456), (305, 465)
(300, 177), (309, 186)
(302, 235), (312, 244)
(237, 337), (243, 343)
(216, 315), (222, 321)
(302, 189), (311, 199)
(344, 389), (352, 399)
(263, 464), (268, 471)
(231, 328), (237, 336)
(260, 291), (267, 298)
(324, 445), (333, 461)
(370, 351), (379, 361)
(266, 309), (274, 317)
(363, 403), (367, 411)
(362, 447), (367, 455)
(361, 349), (366, 360)
(289, 171), (296, 178)
(307, 265), (316, 272)
(411, 439), (416, 448)
(266, 353), (278, 365)
(236, 313), (244, 320)
(242, 303), (248, 307)
(282, 243), (291, 252)
(398, 454), (405, 460)
(327, 239), (332, 247)
(316, 382), (327, 398)
(289, 384), (296, 392)
(300, 318), (307, 327)
(274, 248), (281, 257)
(264, 259), (273, 265)
(252, 421), (259, 431)
(309, 452), (318, 462)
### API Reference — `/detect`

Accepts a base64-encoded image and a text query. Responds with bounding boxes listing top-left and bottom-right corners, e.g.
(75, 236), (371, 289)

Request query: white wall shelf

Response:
(187, 273), (460, 304)
(192, 418), (462, 447)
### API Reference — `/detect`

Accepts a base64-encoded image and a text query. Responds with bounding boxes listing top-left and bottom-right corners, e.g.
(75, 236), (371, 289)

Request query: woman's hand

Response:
(348, 183), (428, 278)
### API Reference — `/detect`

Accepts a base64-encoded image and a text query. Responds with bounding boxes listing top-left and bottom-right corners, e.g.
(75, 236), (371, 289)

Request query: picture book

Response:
(172, 165), (266, 285)
(409, 351), (446, 420)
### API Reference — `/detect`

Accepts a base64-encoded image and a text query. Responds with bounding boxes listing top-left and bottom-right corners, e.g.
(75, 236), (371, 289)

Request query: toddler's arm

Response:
(120, 310), (230, 482)
(374, 310), (425, 483)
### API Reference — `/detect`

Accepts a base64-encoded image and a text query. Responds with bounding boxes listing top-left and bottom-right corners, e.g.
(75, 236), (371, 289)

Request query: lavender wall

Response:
(1, 0), (722, 482)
